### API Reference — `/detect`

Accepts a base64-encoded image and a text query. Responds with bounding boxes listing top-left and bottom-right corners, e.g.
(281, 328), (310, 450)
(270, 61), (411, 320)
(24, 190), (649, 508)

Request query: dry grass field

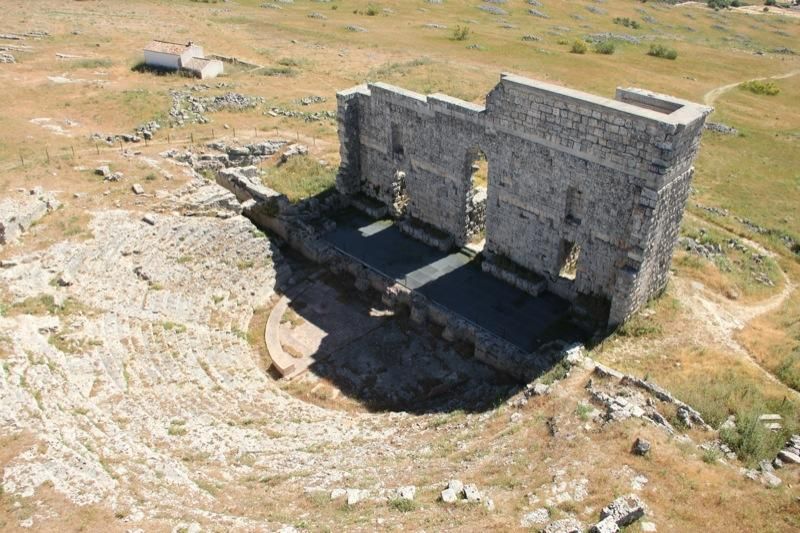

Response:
(1, 0), (799, 531)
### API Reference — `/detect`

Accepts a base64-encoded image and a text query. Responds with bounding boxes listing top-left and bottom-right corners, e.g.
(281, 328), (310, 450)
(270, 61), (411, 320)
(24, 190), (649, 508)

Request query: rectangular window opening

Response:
(565, 186), (583, 225)
(391, 124), (404, 157)
(558, 239), (581, 281)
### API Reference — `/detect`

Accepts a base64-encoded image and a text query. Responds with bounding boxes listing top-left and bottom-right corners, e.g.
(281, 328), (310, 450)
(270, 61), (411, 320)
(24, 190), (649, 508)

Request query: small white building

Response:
(182, 56), (224, 80)
(142, 40), (223, 79)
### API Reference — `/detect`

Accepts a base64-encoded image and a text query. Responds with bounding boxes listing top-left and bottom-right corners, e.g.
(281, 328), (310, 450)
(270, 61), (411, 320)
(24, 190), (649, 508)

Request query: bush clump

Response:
(451, 25), (470, 41)
(648, 43), (678, 60)
(739, 79), (781, 96)
(570, 40), (588, 54)
(613, 17), (641, 29)
(594, 41), (616, 55)
(707, 0), (743, 8)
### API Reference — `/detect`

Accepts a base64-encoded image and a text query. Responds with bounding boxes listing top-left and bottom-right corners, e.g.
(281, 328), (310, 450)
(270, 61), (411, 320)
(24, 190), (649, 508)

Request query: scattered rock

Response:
(95, 165), (111, 178)
(520, 508), (550, 527)
(142, 213), (156, 225)
(440, 487), (458, 503)
(346, 488), (368, 506)
(132, 184), (145, 195)
(463, 483), (481, 502)
(599, 494), (647, 528)
(279, 143), (308, 164)
(777, 450), (800, 465)
(632, 438), (651, 456)
(397, 485), (416, 501)
(590, 516), (619, 533)
(447, 479), (463, 494)
(543, 518), (583, 533)
(704, 122), (739, 136)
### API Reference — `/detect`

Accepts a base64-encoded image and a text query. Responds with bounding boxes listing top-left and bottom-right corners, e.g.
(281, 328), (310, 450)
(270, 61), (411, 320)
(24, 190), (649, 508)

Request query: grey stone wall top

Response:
(499, 73), (711, 129)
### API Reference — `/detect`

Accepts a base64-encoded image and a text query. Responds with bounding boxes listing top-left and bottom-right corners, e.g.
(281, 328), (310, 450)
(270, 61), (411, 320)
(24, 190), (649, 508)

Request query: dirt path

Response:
(675, 275), (797, 395)
(704, 68), (800, 106)
(674, 212), (798, 396)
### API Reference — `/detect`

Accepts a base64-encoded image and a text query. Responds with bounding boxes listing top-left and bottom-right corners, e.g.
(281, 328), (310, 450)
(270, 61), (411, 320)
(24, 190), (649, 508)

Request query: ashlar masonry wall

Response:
(336, 74), (710, 326)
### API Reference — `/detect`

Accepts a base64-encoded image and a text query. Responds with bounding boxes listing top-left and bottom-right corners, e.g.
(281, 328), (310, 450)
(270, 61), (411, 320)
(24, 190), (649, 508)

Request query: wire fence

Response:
(9, 125), (320, 172)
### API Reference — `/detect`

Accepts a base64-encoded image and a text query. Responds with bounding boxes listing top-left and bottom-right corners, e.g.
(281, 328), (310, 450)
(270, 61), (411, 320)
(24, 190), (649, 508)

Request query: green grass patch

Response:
(257, 66), (297, 77)
(739, 80), (780, 96)
(70, 58), (113, 69)
(669, 367), (798, 466)
(389, 498), (416, 512)
(539, 359), (572, 385)
(593, 41), (615, 55)
(648, 44), (678, 60)
(162, 321), (187, 334)
(7, 295), (89, 318)
(261, 155), (335, 202)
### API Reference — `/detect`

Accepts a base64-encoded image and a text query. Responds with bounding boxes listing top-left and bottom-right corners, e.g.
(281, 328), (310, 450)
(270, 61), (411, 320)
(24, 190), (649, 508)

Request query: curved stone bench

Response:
(264, 296), (296, 377)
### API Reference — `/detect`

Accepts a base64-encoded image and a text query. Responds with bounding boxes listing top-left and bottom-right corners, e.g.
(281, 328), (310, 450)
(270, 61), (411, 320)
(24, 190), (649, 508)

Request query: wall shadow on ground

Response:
(264, 213), (598, 415)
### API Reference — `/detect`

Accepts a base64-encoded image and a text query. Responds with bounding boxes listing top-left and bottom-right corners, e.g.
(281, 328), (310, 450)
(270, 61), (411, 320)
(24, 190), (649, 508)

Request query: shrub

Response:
(613, 17), (641, 29)
(365, 4), (380, 16)
(451, 25), (470, 41)
(669, 368), (798, 466)
(389, 498), (415, 512)
(570, 40), (588, 54)
(739, 79), (780, 95)
(594, 41), (616, 55)
(708, 0), (743, 8)
(648, 43), (678, 60)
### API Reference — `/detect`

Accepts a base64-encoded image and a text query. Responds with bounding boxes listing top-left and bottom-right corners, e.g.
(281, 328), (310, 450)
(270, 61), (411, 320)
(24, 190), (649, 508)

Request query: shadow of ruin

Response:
(201, 72), (711, 413)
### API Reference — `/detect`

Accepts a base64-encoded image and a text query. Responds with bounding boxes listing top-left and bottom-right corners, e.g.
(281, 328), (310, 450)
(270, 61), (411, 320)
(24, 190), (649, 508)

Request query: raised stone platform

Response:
(323, 210), (579, 354)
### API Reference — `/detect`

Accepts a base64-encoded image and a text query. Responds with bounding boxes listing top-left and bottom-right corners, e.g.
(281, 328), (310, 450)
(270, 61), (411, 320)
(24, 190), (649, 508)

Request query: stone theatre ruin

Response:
(336, 73), (711, 326)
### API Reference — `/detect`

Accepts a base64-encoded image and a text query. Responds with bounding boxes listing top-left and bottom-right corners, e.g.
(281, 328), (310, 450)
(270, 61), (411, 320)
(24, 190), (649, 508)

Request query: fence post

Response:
(95, 143), (99, 155)
(233, 127), (236, 139)
(71, 146), (75, 159)
(19, 152), (24, 167)
(191, 132), (194, 145)
(45, 147), (50, 164)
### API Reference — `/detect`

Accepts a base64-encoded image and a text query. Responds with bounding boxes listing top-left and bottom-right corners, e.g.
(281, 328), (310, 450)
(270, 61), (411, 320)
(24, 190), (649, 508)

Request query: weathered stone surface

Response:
(440, 487), (458, 503)
(0, 189), (60, 246)
(463, 483), (481, 502)
(397, 486), (416, 501)
(336, 74), (710, 326)
(591, 516), (620, 533)
(600, 494), (647, 527)
(543, 518), (583, 533)
(346, 488), (369, 506)
(520, 508), (550, 527)
(778, 450), (800, 464)
(633, 438), (651, 456)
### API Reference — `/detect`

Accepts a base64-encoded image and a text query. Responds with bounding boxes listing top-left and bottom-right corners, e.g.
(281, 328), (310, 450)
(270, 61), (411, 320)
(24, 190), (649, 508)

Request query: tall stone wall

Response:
(336, 74), (711, 326)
